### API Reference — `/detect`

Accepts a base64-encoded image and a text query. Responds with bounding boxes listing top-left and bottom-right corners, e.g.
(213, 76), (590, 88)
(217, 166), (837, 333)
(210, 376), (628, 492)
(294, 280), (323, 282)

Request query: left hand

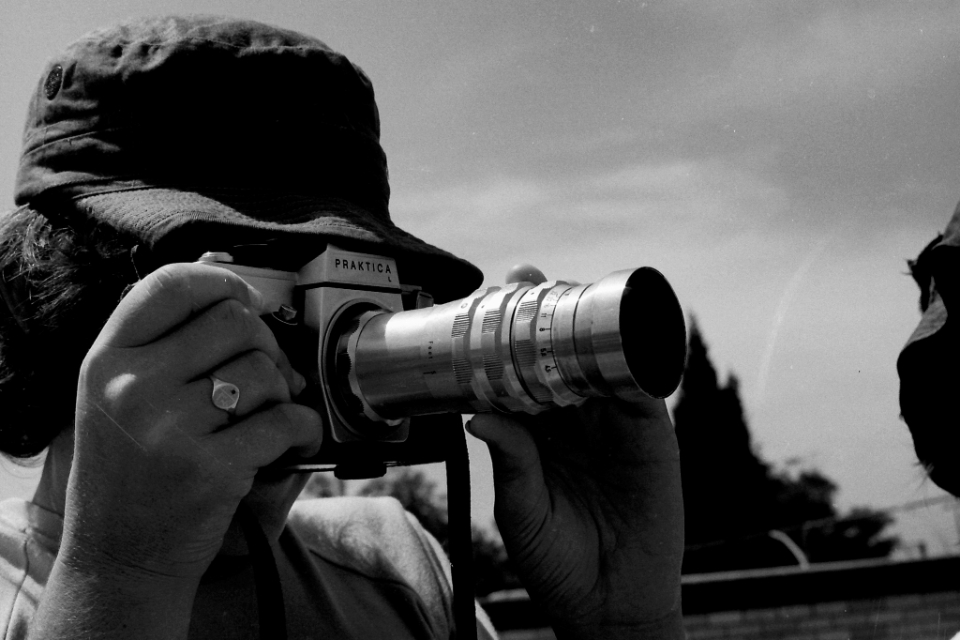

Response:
(467, 267), (684, 640)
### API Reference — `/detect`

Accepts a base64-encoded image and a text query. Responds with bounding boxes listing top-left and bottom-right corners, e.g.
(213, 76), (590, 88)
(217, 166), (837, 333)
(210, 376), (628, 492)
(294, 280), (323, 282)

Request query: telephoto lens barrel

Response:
(331, 268), (686, 423)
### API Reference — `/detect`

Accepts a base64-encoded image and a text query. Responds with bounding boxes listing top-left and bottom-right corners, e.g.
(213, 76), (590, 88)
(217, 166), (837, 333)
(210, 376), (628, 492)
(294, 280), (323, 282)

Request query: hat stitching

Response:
(142, 217), (382, 235)
(34, 178), (144, 193)
(73, 188), (392, 213)
(22, 121), (377, 157)
(74, 185), (376, 199)
(81, 204), (383, 239)
(22, 128), (126, 157)
(72, 192), (401, 231)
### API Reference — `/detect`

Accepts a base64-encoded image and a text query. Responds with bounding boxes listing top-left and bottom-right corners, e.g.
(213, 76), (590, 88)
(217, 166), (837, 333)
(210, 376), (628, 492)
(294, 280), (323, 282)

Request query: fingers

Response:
(274, 350), (306, 397)
(82, 259), (314, 459)
(577, 398), (680, 463)
(211, 402), (324, 471)
(188, 350), (305, 426)
(467, 413), (549, 528)
(152, 296), (283, 382)
(100, 263), (265, 348)
(106, 262), (306, 392)
(505, 263), (547, 285)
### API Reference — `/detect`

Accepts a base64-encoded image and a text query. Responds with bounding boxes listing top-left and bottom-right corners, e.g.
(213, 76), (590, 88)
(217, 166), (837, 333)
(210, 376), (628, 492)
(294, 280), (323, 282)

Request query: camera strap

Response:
(236, 501), (288, 640)
(444, 423), (478, 640)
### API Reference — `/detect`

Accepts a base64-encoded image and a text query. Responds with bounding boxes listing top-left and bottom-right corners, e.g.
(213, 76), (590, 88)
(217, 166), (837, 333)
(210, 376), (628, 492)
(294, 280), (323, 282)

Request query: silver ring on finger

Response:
(210, 376), (241, 415)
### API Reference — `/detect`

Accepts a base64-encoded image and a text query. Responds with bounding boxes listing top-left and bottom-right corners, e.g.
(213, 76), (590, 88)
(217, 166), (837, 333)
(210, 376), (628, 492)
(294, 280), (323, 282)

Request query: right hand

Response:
(61, 263), (323, 584)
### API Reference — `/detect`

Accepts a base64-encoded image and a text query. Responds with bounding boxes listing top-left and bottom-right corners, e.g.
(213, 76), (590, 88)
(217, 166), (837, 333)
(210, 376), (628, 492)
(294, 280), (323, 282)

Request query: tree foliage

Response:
(675, 319), (897, 573)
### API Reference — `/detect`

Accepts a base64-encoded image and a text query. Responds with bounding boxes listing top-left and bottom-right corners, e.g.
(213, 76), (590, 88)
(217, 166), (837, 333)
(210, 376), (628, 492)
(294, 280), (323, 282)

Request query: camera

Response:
(197, 244), (686, 478)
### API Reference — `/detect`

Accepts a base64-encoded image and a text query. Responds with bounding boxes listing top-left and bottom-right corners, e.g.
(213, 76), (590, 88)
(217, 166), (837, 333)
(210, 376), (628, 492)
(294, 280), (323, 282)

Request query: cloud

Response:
(391, 177), (550, 229)
(390, 154), (792, 278)
(530, 3), (960, 187)
(589, 159), (789, 227)
(652, 2), (960, 118)
(395, 157), (787, 231)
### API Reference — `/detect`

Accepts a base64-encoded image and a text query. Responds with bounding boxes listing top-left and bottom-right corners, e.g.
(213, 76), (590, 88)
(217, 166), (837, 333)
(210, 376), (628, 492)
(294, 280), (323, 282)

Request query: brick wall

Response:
(684, 591), (960, 639)
(480, 556), (960, 640)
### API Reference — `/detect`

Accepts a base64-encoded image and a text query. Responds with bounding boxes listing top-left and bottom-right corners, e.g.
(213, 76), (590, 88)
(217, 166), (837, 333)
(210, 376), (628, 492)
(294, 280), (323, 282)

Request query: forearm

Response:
(28, 557), (199, 640)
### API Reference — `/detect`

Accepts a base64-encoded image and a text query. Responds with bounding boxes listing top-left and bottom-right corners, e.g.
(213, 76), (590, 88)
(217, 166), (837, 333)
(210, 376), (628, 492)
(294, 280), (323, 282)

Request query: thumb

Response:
(467, 413), (548, 526)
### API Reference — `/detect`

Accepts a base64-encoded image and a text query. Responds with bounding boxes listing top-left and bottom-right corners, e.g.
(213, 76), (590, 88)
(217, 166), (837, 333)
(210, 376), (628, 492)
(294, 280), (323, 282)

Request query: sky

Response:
(2, 1), (960, 557)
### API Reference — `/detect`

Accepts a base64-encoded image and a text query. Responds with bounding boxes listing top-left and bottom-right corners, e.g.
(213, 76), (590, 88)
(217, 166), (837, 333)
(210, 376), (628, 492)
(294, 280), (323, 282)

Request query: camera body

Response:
(198, 245), (421, 451)
(197, 243), (687, 478)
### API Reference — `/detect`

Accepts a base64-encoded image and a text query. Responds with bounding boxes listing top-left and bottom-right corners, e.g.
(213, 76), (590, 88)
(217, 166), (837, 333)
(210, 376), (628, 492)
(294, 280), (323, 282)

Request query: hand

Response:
(468, 266), (684, 640)
(62, 263), (323, 584)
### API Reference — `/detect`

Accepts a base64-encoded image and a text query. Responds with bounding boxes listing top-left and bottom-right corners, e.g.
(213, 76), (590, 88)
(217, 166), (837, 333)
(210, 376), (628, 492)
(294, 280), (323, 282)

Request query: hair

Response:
(900, 233), (960, 497)
(906, 233), (943, 313)
(0, 205), (141, 459)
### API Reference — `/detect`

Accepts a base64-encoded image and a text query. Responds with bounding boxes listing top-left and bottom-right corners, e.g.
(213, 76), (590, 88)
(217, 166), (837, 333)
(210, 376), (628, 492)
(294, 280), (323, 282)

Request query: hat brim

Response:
(70, 186), (483, 303)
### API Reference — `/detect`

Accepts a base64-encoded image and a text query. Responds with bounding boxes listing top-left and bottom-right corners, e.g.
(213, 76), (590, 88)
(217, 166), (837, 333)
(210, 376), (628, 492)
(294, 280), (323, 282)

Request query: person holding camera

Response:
(0, 16), (684, 639)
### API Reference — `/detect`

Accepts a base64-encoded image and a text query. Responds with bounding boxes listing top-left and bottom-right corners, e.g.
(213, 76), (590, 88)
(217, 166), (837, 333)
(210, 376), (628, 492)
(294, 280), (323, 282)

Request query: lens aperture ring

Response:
(511, 282), (583, 408)
(550, 283), (596, 398)
(535, 284), (585, 407)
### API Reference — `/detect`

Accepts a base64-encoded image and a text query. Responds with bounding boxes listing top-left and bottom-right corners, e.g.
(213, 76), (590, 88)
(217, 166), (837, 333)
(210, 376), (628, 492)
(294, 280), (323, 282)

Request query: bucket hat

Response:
(14, 15), (482, 301)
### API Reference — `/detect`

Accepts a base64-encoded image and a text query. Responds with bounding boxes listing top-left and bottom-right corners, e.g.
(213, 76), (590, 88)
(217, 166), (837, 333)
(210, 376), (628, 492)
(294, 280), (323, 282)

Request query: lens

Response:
(621, 269), (688, 398)
(330, 268), (685, 423)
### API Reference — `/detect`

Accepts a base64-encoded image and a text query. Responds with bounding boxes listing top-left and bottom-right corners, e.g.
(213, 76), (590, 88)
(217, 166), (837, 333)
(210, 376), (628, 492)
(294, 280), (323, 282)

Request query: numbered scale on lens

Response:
(511, 282), (584, 408)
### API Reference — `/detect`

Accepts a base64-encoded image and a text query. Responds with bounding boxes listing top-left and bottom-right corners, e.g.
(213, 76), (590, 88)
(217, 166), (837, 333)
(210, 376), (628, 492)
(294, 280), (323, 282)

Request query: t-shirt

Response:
(0, 496), (497, 639)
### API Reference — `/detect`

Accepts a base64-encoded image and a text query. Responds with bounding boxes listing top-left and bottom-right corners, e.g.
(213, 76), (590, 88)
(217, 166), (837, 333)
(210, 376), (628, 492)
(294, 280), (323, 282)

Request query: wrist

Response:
(58, 511), (221, 583)
(32, 554), (200, 640)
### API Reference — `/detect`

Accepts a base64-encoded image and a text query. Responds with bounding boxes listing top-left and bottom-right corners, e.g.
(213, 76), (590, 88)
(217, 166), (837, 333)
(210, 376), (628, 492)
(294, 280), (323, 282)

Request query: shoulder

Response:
(289, 497), (428, 564)
(288, 496), (450, 591)
(289, 496), (456, 635)
(287, 497), (499, 640)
